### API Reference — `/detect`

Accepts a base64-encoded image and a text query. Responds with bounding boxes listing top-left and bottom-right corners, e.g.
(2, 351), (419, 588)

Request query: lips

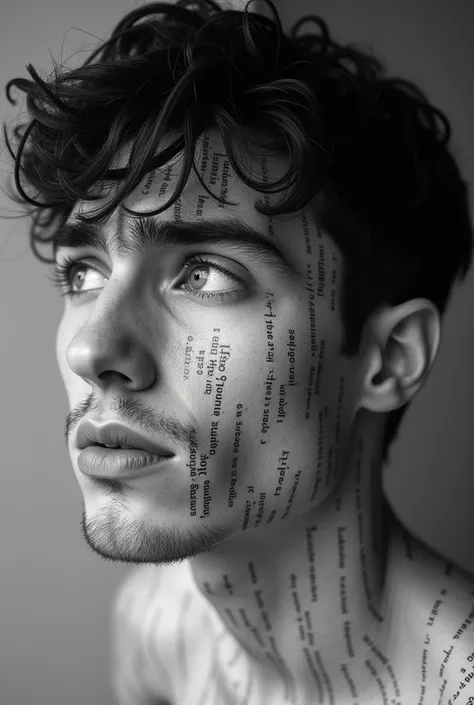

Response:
(76, 420), (176, 457)
(77, 445), (173, 478)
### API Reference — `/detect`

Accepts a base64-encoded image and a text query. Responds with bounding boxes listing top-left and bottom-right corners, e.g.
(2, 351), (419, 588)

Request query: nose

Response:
(65, 285), (157, 392)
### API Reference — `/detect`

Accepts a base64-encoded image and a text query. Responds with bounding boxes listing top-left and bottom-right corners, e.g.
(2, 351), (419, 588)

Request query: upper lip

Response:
(76, 420), (175, 456)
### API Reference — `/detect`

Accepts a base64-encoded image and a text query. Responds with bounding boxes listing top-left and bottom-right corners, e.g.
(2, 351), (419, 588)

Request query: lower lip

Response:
(77, 446), (174, 479)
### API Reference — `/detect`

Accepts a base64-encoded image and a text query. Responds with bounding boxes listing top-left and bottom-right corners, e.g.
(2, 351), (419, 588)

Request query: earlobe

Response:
(355, 299), (441, 414)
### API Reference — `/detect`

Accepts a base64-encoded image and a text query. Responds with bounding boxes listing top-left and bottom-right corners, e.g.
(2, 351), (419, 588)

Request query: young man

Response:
(5, 0), (474, 703)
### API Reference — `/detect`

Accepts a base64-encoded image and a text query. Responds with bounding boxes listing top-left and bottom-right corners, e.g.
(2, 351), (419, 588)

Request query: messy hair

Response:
(4, 0), (473, 464)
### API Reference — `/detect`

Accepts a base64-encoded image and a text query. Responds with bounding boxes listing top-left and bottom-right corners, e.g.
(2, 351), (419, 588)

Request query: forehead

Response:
(71, 129), (291, 223)
(64, 129), (334, 278)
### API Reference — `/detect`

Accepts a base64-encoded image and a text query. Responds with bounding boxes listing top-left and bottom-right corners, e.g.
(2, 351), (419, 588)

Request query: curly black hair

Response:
(4, 0), (473, 464)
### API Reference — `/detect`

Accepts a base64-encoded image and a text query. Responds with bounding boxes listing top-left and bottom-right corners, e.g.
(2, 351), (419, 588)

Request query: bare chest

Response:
(132, 555), (474, 705)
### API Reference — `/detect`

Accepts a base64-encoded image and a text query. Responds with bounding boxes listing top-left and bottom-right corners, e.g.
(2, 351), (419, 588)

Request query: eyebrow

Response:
(53, 216), (299, 280)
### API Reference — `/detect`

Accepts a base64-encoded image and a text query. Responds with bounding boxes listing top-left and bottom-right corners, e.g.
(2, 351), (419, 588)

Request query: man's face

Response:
(56, 129), (363, 563)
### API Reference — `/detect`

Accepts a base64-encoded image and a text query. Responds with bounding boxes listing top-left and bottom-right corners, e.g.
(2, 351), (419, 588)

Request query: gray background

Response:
(0, 0), (473, 703)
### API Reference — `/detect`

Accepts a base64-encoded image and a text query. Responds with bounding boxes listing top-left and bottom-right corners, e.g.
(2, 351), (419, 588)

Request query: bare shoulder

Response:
(388, 523), (474, 703)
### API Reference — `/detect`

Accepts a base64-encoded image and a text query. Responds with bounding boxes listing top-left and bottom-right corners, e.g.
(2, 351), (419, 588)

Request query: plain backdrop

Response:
(0, 0), (473, 703)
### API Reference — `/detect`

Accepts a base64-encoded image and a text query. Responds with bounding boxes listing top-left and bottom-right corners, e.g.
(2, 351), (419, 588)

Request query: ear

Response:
(355, 299), (441, 414)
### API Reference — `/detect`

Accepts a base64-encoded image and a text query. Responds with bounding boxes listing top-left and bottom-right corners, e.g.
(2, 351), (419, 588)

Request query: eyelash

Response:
(47, 254), (245, 303)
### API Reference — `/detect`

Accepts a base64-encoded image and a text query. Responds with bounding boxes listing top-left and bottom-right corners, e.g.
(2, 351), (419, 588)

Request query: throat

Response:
(189, 509), (397, 703)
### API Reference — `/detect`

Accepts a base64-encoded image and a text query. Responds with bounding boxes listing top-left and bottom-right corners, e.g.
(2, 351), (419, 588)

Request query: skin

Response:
(55, 129), (474, 704)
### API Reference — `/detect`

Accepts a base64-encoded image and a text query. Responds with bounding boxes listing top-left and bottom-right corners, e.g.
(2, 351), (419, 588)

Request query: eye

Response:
(47, 256), (105, 299)
(48, 253), (247, 304)
(178, 254), (246, 304)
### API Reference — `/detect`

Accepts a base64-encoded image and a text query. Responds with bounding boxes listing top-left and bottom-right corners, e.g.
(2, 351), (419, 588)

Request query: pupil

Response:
(190, 266), (209, 290)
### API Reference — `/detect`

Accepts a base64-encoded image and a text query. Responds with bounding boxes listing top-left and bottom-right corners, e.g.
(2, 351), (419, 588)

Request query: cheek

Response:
(172, 289), (348, 522)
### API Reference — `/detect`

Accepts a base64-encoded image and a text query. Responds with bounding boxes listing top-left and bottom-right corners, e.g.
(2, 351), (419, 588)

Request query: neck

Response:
(188, 410), (400, 701)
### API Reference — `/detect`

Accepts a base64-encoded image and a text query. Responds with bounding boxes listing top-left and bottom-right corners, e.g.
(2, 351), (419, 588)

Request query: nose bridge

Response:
(78, 275), (145, 338)
(65, 274), (157, 386)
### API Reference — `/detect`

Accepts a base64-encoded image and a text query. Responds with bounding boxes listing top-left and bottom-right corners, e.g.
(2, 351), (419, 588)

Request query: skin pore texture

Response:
(56, 130), (474, 705)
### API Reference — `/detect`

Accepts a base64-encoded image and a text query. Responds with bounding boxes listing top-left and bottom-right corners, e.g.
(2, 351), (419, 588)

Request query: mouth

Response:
(77, 445), (175, 479)
(75, 420), (177, 457)
(93, 442), (144, 450)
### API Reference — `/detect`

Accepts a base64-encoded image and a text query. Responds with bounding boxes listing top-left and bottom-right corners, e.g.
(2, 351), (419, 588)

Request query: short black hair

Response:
(4, 0), (473, 464)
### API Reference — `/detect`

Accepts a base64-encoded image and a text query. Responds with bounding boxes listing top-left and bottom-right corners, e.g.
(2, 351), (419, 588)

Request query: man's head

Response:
(5, 0), (472, 563)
